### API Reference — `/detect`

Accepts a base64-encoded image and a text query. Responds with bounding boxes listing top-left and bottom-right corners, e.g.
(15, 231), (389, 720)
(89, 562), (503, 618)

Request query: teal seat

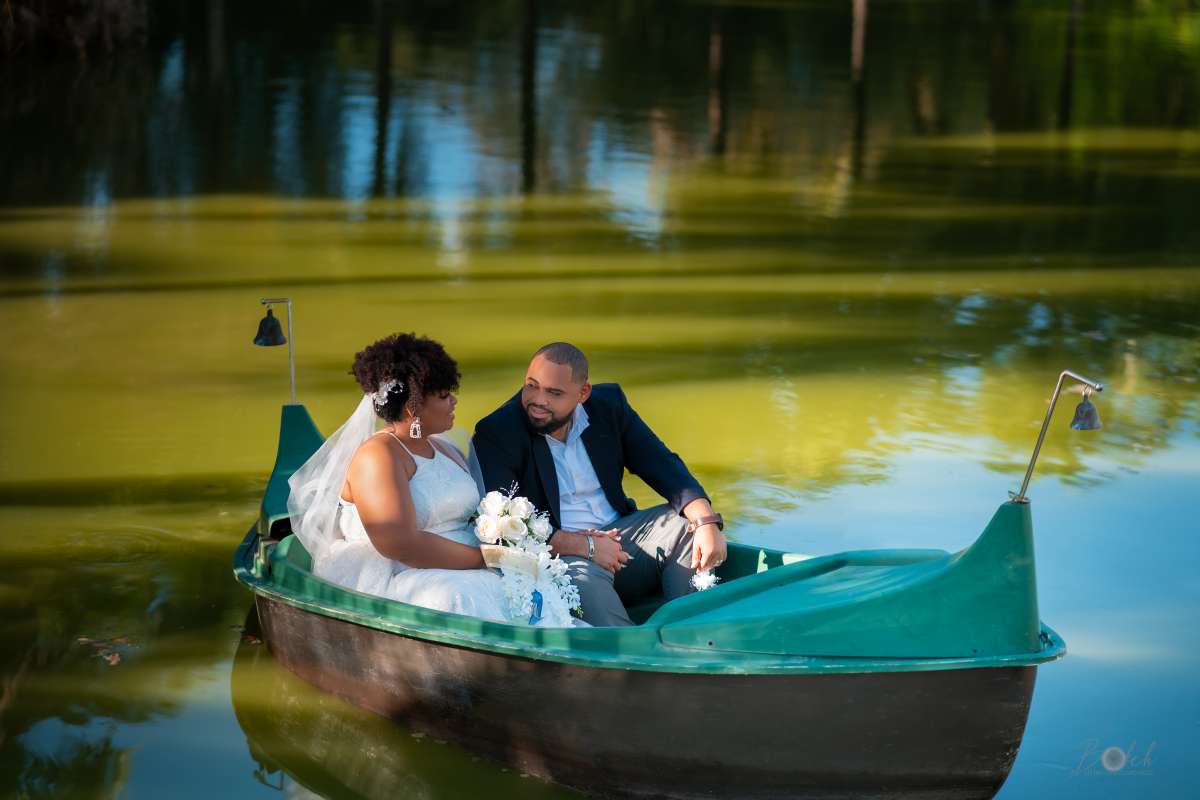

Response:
(649, 502), (1042, 659)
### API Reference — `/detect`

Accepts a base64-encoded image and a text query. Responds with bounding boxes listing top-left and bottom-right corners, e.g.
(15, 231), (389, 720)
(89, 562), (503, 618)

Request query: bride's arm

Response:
(346, 439), (485, 569)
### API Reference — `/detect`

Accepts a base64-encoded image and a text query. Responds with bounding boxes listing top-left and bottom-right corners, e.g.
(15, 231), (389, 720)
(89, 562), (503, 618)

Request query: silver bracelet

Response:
(586, 534), (595, 561)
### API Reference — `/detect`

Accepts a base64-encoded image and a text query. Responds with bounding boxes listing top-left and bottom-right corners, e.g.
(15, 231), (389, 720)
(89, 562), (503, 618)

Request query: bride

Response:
(286, 333), (575, 626)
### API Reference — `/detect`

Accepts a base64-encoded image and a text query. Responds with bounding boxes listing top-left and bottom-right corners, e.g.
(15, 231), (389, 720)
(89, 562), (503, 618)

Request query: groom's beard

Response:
(525, 404), (571, 435)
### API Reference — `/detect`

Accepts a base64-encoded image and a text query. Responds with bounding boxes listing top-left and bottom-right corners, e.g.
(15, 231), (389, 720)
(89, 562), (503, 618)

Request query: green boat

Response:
(233, 369), (1103, 800)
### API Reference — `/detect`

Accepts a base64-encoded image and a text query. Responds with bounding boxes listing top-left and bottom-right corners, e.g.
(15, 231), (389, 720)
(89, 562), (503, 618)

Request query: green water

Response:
(1, 1), (1197, 797)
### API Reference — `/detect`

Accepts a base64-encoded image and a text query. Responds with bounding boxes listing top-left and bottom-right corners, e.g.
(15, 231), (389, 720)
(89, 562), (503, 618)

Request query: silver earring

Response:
(409, 416), (422, 439)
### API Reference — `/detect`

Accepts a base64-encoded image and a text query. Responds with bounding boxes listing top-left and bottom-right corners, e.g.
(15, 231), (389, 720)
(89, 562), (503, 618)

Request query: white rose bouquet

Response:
(474, 485), (580, 625)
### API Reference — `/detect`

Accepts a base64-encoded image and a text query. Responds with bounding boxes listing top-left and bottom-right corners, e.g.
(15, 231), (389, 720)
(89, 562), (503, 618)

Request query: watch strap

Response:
(687, 513), (724, 533)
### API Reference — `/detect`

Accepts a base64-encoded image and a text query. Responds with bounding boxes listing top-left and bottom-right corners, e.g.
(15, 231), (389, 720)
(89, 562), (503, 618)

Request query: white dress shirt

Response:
(544, 403), (620, 531)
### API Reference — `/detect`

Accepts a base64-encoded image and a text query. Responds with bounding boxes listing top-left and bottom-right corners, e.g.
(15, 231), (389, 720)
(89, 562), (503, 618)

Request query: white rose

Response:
(501, 515), (528, 542)
(528, 514), (553, 541)
(479, 491), (509, 517)
(475, 514), (503, 544)
(507, 496), (535, 520)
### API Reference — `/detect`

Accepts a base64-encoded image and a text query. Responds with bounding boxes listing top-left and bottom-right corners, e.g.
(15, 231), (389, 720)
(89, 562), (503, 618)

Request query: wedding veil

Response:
(287, 394), (378, 562)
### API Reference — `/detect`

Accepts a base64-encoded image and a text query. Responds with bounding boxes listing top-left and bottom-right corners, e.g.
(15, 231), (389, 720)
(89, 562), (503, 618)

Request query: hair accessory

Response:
(370, 378), (403, 408)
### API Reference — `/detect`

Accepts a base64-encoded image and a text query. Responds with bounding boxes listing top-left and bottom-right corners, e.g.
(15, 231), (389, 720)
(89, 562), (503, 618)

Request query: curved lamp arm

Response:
(1012, 369), (1104, 503)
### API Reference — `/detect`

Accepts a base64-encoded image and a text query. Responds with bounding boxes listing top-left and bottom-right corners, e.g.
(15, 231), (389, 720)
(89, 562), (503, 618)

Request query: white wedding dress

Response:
(313, 439), (515, 622)
(288, 395), (582, 627)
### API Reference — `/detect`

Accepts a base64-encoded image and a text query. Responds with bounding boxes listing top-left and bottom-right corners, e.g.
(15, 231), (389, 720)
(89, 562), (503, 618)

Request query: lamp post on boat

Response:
(250, 296), (323, 572)
(1011, 369), (1104, 503)
(253, 297), (297, 404)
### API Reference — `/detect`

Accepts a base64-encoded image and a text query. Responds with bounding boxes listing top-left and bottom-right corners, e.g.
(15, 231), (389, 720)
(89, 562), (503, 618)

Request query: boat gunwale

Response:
(233, 526), (1067, 675)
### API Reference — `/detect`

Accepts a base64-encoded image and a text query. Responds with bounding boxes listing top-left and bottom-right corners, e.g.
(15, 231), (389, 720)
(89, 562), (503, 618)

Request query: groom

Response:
(472, 342), (727, 626)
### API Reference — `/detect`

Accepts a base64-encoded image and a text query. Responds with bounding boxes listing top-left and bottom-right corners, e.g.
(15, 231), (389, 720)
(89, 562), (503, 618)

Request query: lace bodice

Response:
(337, 441), (481, 552)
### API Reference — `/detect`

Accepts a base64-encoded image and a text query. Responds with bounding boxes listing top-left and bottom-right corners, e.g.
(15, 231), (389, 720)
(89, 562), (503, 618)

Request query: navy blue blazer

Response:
(471, 384), (708, 532)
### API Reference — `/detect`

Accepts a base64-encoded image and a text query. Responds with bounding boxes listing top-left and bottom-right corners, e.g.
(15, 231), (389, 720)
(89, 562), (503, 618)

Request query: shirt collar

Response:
(544, 402), (589, 446)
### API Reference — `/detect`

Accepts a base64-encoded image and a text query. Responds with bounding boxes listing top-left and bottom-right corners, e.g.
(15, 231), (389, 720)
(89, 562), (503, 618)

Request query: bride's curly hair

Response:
(351, 333), (461, 423)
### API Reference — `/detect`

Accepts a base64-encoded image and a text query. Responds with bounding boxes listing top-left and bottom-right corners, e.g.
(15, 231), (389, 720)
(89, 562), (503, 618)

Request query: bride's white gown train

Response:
(313, 442), (517, 622)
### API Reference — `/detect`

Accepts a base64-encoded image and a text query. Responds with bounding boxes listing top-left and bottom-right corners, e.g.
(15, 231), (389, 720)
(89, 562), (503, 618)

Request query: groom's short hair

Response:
(532, 342), (589, 384)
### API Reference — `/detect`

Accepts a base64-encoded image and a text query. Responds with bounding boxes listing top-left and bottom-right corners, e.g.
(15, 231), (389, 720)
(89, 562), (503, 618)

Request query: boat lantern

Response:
(253, 297), (297, 404)
(253, 307), (287, 347)
(1012, 369), (1104, 503)
(1069, 390), (1102, 431)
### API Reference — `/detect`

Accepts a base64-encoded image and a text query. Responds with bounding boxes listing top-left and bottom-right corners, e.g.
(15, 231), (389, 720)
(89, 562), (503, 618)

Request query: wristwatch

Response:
(687, 513), (724, 533)
(586, 534), (596, 561)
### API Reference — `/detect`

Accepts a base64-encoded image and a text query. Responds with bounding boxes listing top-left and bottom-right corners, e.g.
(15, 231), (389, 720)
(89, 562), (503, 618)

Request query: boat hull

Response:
(256, 593), (1037, 800)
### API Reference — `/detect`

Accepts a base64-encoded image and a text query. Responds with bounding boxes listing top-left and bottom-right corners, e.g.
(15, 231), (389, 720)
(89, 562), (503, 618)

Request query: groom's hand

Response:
(590, 530), (630, 573)
(691, 524), (728, 572)
(682, 498), (728, 571)
(549, 529), (630, 573)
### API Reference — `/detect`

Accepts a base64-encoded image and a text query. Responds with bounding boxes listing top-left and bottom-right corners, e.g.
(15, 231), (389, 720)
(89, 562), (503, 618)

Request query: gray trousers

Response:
(560, 504), (696, 627)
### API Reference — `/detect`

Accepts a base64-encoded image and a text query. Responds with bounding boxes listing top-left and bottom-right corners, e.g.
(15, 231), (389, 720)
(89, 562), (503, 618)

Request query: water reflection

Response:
(2, 2), (1199, 221)
(12, 720), (132, 800)
(0, 493), (258, 798)
(1, 0), (1198, 797)
(230, 612), (575, 799)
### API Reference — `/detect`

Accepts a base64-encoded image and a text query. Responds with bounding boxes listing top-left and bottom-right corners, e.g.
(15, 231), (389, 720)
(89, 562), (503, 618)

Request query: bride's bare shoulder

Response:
(349, 433), (415, 479)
